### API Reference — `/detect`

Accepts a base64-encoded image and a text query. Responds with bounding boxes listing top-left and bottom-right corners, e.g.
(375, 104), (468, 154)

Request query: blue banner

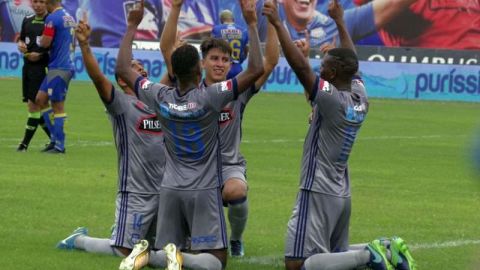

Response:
(1, 42), (479, 102)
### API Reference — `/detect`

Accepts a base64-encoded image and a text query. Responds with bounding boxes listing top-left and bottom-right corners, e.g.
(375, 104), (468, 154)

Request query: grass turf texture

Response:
(1, 77), (479, 269)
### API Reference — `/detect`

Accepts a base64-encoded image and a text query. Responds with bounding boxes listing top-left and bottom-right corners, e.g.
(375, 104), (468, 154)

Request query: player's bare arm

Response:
(263, 0), (316, 99)
(372, 0), (417, 28)
(328, 0), (356, 53)
(159, 0), (183, 82)
(234, 0), (264, 94)
(76, 16), (113, 102)
(254, 21), (279, 90)
(115, 0), (144, 90)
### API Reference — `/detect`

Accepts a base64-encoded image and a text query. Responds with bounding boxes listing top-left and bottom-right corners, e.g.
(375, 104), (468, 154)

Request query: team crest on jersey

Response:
(218, 108), (234, 126)
(140, 79), (152, 90)
(319, 80), (332, 94)
(133, 100), (154, 115)
(136, 114), (162, 134)
(63, 15), (76, 28)
(219, 80), (233, 92)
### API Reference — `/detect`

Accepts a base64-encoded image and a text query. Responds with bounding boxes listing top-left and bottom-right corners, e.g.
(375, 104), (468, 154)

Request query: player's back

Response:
(212, 23), (248, 64)
(300, 77), (368, 196)
(44, 7), (75, 70)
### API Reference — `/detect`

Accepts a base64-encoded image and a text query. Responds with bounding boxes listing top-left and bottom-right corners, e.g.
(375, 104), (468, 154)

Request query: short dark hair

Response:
(46, 0), (60, 5)
(327, 48), (359, 78)
(171, 44), (200, 80)
(200, 38), (232, 59)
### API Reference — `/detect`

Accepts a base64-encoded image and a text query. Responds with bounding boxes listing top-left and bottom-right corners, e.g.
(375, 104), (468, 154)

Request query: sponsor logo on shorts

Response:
(191, 235), (218, 245)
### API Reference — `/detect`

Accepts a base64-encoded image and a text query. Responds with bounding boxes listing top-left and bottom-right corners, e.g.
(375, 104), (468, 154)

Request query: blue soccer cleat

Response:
(230, 239), (244, 257)
(389, 236), (417, 270)
(56, 227), (88, 250)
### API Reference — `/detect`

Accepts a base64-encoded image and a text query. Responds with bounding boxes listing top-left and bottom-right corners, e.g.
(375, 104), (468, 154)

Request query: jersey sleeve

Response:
(309, 75), (340, 113)
(103, 86), (129, 116)
(237, 84), (258, 105)
(344, 3), (376, 41)
(42, 14), (56, 38)
(205, 78), (238, 112)
(19, 17), (27, 42)
(134, 76), (169, 109)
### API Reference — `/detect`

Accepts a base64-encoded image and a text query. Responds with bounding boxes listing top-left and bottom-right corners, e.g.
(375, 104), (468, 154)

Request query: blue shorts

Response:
(39, 69), (73, 102)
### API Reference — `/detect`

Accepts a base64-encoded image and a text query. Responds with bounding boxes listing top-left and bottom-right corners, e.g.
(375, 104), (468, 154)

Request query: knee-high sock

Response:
(149, 250), (222, 270)
(41, 108), (54, 143)
(74, 236), (125, 257)
(38, 114), (51, 138)
(228, 197), (248, 241)
(21, 112), (41, 146)
(303, 250), (370, 270)
(53, 113), (67, 150)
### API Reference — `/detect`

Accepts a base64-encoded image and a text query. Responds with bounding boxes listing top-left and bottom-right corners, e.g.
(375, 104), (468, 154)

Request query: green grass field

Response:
(1, 77), (479, 270)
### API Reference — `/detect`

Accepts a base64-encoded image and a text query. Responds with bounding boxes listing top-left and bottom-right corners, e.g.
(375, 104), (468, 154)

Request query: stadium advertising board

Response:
(1, 42), (479, 102)
(1, 0), (479, 50)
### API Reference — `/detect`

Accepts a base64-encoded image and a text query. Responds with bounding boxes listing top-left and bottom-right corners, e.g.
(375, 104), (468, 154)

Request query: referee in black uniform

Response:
(17, 0), (51, 152)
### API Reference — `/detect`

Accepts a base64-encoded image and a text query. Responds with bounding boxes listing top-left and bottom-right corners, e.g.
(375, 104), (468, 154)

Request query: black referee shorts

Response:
(22, 64), (47, 103)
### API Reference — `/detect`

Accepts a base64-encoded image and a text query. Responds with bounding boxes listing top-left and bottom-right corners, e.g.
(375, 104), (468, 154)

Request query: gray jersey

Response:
(136, 77), (237, 190)
(300, 76), (368, 196)
(104, 88), (165, 194)
(217, 83), (258, 167)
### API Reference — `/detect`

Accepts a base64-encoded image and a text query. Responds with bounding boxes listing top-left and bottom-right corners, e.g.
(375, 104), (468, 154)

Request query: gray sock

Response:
(148, 250), (167, 268)
(75, 236), (124, 257)
(303, 250), (370, 270)
(183, 252), (222, 270)
(228, 199), (248, 241)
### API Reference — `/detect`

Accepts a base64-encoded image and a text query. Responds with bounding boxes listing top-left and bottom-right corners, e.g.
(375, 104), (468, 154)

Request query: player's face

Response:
(31, 0), (47, 16)
(201, 48), (232, 83)
(284, 0), (317, 24)
(131, 60), (148, 78)
(320, 54), (337, 82)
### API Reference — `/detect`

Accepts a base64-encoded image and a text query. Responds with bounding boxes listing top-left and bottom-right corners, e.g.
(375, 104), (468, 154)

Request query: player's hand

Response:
(240, 0), (257, 26)
(173, 33), (187, 51)
(17, 41), (27, 54)
(172, 0), (184, 7)
(128, 0), (144, 27)
(26, 52), (41, 62)
(328, 0), (344, 22)
(293, 31), (310, 58)
(319, 35), (336, 55)
(75, 12), (91, 45)
(262, 0), (281, 27)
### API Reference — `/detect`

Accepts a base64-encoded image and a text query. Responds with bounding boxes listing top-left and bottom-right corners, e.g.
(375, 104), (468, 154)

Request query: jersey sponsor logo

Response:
(218, 108), (234, 125)
(62, 15), (75, 28)
(220, 80), (233, 92)
(25, 36), (30, 45)
(168, 102), (197, 111)
(137, 114), (162, 134)
(319, 79), (332, 94)
(140, 79), (152, 90)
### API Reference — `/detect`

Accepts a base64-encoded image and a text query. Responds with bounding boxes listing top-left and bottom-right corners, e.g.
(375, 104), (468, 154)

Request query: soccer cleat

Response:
(56, 227), (88, 250)
(119, 240), (150, 270)
(45, 147), (66, 154)
(366, 239), (394, 270)
(230, 240), (244, 257)
(389, 237), (417, 270)
(164, 243), (183, 270)
(17, 143), (28, 152)
(41, 142), (55, 152)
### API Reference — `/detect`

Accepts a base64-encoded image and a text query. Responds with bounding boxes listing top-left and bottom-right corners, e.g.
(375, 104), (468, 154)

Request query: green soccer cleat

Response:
(56, 227), (88, 250)
(389, 236), (417, 270)
(119, 240), (150, 270)
(366, 239), (394, 270)
(164, 243), (183, 270)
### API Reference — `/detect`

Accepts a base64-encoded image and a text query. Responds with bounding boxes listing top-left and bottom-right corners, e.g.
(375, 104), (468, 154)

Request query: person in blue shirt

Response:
(35, 0), (75, 153)
(211, 9), (249, 79)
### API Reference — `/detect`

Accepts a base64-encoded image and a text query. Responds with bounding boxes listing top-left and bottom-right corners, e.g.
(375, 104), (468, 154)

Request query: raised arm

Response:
(263, 0), (316, 99)
(254, 21), (279, 90)
(372, 0), (417, 28)
(115, 0), (144, 90)
(159, 0), (182, 81)
(328, 0), (355, 53)
(234, 0), (264, 94)
(76, 17), (113, 102)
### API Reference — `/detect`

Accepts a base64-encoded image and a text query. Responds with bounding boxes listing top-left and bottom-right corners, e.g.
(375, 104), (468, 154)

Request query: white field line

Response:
(237, 239), (480, 266)
(1, 134), (467, 148)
